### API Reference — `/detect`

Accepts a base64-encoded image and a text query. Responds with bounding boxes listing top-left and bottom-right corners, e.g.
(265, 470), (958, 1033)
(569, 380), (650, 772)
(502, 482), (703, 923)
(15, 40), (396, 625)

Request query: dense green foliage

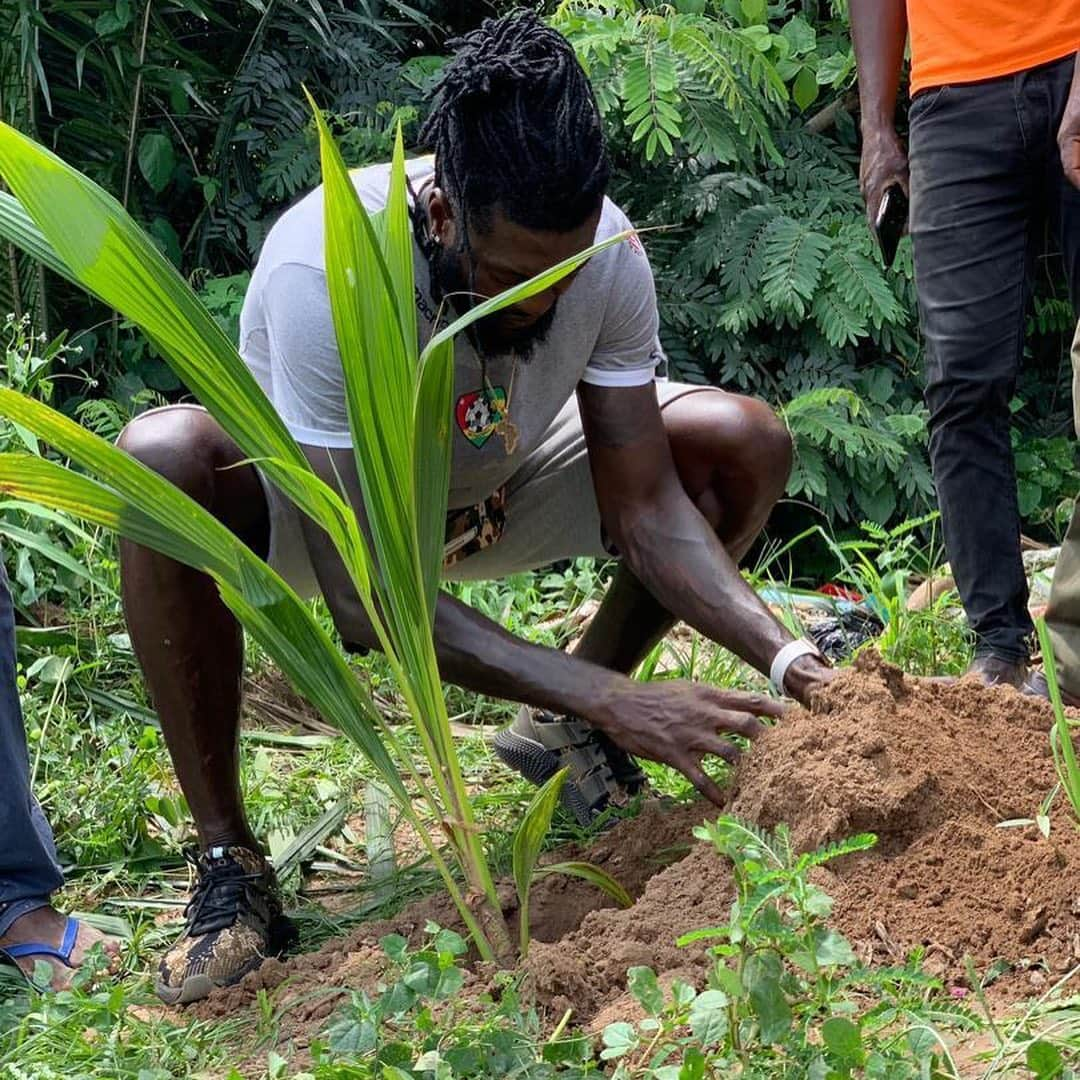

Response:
(4, 0), (1075, 534)
(552, 0), (1075, 529)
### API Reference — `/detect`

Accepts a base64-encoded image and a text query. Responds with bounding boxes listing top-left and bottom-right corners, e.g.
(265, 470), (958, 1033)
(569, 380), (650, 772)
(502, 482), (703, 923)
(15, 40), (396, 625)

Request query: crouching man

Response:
(117, 13), (836, 1004)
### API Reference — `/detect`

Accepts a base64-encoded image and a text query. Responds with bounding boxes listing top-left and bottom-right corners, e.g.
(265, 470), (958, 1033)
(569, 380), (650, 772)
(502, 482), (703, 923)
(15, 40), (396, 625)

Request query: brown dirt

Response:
(190, 654), (1080, 1058)
(189, 801), (703, 1037)
(734, 652), (1080, 988)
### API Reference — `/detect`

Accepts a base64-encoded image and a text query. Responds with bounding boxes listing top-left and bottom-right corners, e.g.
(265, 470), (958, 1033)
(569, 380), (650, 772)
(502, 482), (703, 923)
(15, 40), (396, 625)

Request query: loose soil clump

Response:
(192, 655), (1080, 1053)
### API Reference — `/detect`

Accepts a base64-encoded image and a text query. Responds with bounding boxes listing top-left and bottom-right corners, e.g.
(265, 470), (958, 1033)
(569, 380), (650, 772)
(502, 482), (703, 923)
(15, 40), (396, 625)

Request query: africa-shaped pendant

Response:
(496, 413), (520, 455)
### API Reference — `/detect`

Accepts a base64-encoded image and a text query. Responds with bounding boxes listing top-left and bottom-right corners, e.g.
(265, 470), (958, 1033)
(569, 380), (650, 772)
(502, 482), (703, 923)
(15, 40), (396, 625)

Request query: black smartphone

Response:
(873, 184), (908, 269)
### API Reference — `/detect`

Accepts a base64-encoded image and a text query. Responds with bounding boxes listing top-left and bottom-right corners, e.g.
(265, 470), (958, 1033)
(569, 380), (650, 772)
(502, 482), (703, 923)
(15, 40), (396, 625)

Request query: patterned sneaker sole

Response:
(154, 914), (299, 1006)
(491, 727), (601, 827)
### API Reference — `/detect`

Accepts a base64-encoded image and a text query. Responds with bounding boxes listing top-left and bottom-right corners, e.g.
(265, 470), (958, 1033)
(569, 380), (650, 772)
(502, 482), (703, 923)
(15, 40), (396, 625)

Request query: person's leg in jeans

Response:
(910, 62), (1069, 681)
(0, 562), (119, 985)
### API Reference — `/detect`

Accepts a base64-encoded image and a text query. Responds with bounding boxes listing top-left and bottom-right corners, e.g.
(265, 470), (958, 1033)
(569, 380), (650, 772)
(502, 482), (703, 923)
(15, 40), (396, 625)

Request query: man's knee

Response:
(700, 394), (793, 493)
(117, 408), (218, 507)
(666, 391), (792, 524)
(118, 407), (270, 552)
(734, 397), (793, 485)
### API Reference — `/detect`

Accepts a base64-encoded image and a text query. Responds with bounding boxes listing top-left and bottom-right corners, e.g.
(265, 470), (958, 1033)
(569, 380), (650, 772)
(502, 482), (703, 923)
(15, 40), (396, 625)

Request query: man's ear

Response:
(427, 188), (457, 248)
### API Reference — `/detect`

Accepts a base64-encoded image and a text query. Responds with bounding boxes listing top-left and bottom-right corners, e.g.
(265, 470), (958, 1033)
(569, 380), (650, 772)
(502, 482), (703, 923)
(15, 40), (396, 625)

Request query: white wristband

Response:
(769, 639), (823, 697)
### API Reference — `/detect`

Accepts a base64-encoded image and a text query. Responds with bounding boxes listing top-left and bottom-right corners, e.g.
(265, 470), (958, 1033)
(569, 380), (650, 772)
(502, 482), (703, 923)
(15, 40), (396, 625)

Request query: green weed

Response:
(308, 923), (597, 1079)
(596, 816), (981, 1079)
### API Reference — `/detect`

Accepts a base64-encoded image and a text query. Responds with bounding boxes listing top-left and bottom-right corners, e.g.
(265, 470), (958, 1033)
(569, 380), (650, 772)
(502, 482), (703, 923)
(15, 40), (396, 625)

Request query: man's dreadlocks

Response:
(418, 11), (609, 242)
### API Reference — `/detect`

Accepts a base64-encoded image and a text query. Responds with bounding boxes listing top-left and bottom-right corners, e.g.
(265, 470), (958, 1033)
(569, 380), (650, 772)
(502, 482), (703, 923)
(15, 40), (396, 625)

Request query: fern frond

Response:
(760, 217), (830, 317)
(696, 815), (787, 868)
(781, 386), (863, 420)
(787, 441), (830, 498)
(812, 288), (868, 347)
(719, 203), (775, 297)
(823, 246), (901, 327)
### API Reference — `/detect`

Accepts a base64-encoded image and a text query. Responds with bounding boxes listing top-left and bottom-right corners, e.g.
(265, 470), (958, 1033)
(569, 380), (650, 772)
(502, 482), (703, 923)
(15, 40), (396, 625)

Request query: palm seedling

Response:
(0, 102), (627, 961)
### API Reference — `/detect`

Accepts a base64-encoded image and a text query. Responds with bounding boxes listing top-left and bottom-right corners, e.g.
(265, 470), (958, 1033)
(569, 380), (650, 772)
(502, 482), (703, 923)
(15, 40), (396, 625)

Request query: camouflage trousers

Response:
(1043, 321), (1080, 695)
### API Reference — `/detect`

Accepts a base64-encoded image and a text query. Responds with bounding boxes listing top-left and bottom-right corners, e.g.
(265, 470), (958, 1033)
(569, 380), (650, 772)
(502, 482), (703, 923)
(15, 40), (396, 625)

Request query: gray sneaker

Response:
(492, 707), (646, 826)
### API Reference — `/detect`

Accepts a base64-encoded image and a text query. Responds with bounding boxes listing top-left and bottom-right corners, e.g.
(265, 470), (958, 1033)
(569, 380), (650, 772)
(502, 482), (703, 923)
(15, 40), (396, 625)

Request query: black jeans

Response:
(909, 52), (1080, 661)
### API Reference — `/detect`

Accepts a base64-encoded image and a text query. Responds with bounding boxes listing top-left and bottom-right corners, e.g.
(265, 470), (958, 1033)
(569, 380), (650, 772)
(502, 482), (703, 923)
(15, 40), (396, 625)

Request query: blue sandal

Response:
(0, 915), (80, 984)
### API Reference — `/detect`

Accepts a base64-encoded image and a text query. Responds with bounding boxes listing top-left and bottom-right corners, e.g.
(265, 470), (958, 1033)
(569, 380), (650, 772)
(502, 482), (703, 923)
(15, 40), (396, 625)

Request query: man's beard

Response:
(429, 241), (557, 361)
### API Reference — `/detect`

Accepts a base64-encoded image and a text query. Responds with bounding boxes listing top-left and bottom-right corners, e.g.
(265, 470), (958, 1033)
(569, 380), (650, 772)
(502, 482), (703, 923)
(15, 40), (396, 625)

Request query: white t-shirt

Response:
(239, 157), (664, 509)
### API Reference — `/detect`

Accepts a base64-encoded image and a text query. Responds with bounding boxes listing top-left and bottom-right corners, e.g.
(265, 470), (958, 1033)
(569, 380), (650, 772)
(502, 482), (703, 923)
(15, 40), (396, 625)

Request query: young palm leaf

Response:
(0, 192), (77, 288)
(0, 432), (489, 946)
(310, 105), (508, 954)
(534, 861), (632, 906)
(512, 768), (633, 955)
(0, 121), (355, 564)
(309, 105), (631, 957)
(514, 769), (571, 957)
(1035, 618), (1080, 823)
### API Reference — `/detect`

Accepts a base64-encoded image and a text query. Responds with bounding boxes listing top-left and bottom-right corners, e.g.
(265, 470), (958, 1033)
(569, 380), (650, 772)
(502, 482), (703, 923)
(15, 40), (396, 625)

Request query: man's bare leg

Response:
(118, 408), (269, 852)
(117, 406), (292, 1005)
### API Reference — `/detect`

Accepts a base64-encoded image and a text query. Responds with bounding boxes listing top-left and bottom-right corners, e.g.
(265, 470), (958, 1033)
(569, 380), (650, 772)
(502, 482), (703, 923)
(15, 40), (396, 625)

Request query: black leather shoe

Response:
(965, 654), (1028, 689)
(1021, 669), (1080, 707)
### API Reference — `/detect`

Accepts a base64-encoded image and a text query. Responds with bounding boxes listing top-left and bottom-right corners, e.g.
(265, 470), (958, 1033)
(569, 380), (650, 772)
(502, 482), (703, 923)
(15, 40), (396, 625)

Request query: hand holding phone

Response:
(873, 184), (908, 269)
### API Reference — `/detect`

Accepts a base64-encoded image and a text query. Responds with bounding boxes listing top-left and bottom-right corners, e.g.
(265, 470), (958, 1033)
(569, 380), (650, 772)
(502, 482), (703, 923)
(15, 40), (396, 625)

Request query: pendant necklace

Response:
(481, 356), (520, 455)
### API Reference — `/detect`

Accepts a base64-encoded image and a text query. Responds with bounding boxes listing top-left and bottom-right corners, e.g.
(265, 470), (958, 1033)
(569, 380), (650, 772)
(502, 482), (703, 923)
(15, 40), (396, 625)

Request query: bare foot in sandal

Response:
(0, 905), (122, 990)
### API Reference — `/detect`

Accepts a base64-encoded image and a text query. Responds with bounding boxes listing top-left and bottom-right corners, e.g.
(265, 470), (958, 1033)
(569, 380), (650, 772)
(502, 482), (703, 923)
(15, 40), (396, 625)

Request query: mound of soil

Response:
(192, 655), (1080, 1058)
(527, 654), (1078, 1022)
(736, 653), (1080, 985)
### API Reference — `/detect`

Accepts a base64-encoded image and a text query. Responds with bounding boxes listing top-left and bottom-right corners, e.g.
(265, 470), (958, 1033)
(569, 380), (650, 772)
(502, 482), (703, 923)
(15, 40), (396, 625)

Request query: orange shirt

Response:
(907, 0), (1080, 95)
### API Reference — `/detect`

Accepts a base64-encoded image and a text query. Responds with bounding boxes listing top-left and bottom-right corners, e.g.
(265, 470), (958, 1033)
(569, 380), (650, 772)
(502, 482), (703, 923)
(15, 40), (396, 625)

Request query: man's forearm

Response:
(850, 0), (907, 133)
(614, 489), (794, 680)
(334, 580), (628, 731)
(297, 444), (631, 730)
(433, 592), (625, 726)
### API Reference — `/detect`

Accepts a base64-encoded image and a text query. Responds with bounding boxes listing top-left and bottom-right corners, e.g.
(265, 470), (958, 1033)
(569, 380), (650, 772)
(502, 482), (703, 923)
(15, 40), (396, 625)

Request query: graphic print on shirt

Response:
(455, 386), (507, 449)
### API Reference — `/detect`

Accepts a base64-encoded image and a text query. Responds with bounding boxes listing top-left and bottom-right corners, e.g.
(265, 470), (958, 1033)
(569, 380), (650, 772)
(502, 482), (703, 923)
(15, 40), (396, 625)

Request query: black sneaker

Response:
(155, 845), (297, 1005)
(492, 707), (647, 826)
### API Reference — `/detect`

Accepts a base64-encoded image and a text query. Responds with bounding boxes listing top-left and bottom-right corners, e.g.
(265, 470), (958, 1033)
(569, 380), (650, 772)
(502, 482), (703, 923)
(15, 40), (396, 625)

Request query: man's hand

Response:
(783, 652), (838, 706)
(1059, 55), (1080, 191)
(850, 0), (908, 226)
(586, 680), (786, 805)
(860, 126), (909, 229)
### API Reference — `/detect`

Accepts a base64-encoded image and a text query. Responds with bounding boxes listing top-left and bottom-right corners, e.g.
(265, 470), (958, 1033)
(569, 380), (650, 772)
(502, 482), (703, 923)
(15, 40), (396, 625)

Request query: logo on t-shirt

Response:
(455, 387), (507, 449)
